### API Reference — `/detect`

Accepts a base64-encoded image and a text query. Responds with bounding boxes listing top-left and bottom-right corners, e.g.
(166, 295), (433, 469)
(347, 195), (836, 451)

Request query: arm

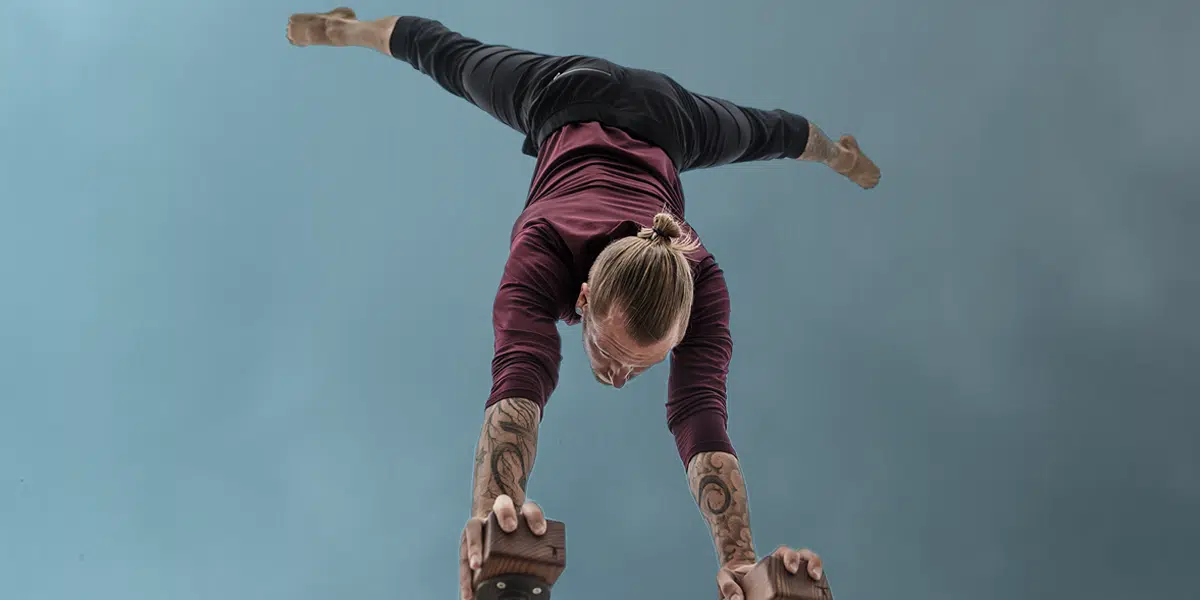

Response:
(474, 225), (574, 515)
(666, 259), (757, 564)
(471, 397), (541, 516)
(688, 451), (758, 565)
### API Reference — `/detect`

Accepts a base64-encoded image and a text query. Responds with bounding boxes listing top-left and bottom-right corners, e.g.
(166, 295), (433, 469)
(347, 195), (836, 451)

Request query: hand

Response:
(459, 495), (548, 600)
(716, 546), (824, 600)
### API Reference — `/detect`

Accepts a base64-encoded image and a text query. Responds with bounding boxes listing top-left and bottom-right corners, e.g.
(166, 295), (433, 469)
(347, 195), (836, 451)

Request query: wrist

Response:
(471, 488), (526, 519)
(723, 558), (758, 569)
(470, 502), (491, 519)
(721, 546), (759, 568)
(471, 492), (500, 518)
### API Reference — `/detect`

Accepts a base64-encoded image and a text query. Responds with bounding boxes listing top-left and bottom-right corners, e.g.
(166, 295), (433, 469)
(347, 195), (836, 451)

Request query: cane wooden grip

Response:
(741, 554), (832, 600)
(477, 513), (567, 586)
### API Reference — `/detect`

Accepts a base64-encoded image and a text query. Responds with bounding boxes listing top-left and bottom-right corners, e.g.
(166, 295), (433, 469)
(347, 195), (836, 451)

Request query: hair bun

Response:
(650, 212), (683, 240)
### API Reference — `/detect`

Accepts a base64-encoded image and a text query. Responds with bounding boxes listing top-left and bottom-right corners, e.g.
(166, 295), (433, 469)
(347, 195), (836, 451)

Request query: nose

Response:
(610, 369), (629, 388)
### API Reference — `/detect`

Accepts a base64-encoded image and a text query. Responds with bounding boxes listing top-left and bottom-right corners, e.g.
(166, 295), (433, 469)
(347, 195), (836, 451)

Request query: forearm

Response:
(471, 397), (541, 517)
(687, 451), (758, 565)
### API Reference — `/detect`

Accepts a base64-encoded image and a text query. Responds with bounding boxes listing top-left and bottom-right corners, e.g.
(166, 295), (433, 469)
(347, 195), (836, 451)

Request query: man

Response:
(287, 8), (878, 600)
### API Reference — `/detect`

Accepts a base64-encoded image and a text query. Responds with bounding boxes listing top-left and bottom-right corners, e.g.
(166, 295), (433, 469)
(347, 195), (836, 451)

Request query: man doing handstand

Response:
(287, 8), (879, 600)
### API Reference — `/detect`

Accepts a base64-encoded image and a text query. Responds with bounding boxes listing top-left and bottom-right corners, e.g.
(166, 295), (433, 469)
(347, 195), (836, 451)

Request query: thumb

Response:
(716, 568), (745, 600)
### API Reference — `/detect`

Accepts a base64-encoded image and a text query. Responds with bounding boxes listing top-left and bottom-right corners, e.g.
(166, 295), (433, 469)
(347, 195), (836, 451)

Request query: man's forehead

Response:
(590, 311), (678, 362)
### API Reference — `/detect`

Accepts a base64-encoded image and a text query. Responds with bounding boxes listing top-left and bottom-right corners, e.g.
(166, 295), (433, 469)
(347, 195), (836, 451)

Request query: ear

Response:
(575, 282), (589, 316)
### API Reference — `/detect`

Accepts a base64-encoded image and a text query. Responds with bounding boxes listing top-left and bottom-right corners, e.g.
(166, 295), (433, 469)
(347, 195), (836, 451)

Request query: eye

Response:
(591, 339), (616, 362)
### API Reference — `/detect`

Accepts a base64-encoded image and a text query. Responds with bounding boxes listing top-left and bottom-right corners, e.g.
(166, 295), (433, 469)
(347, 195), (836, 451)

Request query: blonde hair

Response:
(587, 212), (701, 345)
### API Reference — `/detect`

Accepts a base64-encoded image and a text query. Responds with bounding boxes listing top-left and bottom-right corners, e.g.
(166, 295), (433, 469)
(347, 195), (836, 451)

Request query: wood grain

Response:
(477, 513), (567, 586)
(741, 554), (832, 600)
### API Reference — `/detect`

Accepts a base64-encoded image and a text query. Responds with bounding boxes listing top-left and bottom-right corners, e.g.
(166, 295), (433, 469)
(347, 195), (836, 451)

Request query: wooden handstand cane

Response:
(741, 554), (833, 600)
(473, 513), (567, 600)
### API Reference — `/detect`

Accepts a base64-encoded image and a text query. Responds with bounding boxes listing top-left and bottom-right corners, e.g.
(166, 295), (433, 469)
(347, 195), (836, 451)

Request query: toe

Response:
(285, 13), (334, 47)
(287, 24), (305, 45)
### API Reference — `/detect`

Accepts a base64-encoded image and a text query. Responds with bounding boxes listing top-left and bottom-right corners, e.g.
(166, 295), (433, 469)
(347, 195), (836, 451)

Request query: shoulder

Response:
(690, 255), (726, 294)
(509, 219), (568, 261)
(499, 221), (577, 317)
(678, 257), (731, 345)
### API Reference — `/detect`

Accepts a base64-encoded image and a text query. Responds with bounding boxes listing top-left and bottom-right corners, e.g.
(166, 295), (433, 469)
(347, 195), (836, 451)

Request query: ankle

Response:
(330, 19), (384, 52)
(369, 17), (399, 54)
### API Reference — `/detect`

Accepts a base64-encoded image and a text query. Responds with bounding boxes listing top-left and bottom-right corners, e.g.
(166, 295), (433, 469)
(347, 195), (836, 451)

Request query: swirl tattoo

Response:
(688, 452), (757, 565)
(696, 475), (733, 515)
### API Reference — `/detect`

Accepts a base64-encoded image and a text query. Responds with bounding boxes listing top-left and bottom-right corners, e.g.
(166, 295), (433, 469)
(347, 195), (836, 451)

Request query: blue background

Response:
(2, 1), (1197, 599)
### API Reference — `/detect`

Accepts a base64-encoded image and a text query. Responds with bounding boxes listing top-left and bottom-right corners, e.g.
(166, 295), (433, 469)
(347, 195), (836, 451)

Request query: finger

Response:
(716, 568), (745, 600)
(520, 501), (548, 536)
(773, 545), (801, 575)
(464, 518), (484, 571)
(796, 548), (823, 580)
(458, 526), (477, 600)
(458, 556), (474, 600)
(493, 495), (519, 532)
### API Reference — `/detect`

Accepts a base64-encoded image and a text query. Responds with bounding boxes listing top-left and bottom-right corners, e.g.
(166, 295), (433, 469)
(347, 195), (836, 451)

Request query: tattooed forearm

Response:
(687, 451), (757, 566)
(798, 121), (843, 166)
(471, 397), (540, 516)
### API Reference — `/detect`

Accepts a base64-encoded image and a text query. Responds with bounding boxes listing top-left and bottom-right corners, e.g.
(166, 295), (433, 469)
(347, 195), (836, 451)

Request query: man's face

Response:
(578, 295), (679, 388)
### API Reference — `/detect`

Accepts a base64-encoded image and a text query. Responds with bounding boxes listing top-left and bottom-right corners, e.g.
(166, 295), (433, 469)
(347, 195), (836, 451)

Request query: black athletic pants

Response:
(388, 17), (812, 172)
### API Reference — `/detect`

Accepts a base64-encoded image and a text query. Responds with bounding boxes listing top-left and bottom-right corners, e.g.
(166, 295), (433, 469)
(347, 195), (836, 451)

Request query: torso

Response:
(512, 121), (715, 324)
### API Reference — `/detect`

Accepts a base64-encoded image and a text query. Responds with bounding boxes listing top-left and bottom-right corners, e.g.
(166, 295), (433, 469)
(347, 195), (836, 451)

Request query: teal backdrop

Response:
(2, 1), (1197, 599)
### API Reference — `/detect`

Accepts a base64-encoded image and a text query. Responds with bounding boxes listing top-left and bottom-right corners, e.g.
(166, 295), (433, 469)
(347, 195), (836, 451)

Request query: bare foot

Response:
(287, 7), (357, 47)
(833, 136), (881, 190)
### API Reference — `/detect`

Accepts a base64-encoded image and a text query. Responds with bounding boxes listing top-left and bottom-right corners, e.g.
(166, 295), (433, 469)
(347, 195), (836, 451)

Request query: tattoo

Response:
(696, 475), (733, 514)
(490, 442), (527, 498)
(471, 397), (540, 516)
(798, 121), (843, 167)
(688, 452), (757, 565)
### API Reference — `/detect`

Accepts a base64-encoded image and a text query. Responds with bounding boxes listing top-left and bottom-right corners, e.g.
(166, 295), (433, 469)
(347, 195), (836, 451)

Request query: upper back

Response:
(512, 121), (713, 313)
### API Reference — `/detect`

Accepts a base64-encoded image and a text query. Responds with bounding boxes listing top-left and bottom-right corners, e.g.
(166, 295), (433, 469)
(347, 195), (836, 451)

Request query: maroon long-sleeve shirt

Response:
(487, 122), (736, 466)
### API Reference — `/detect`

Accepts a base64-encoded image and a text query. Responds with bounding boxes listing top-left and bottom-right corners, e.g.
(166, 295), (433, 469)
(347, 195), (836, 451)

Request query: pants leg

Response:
(388, 17), (594, 140)
(389, 17), (810, 170)
(618, 67), (812, 172)
(526, 62), (813, 172)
